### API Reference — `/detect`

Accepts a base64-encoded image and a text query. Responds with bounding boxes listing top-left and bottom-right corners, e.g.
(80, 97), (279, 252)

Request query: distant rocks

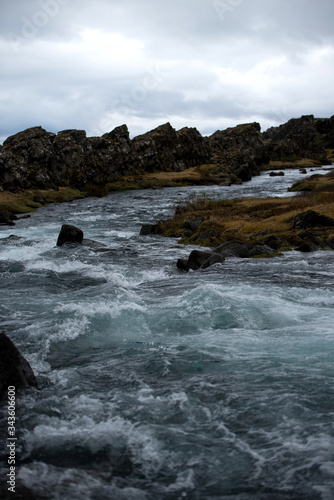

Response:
(1, 114), (333, 195)
(0, 332), (37, 400)
(263, 114), (333, 165)
(269, 171), (285, 177)
(208, 122), (268, 181)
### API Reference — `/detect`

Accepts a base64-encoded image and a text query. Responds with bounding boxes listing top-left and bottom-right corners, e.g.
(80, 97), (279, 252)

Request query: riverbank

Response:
(1, 157), (330, 226)
(157, 169), (334, 253)
(0, 187), (86, 224)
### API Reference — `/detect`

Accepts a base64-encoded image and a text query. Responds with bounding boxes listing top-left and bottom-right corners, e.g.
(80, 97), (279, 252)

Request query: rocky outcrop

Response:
(315, 116), (334, 149)
(263, 115), (332, 165)
(1, 115), (333, 194)
(208, 122), (268, 181)
(132, 123), (210, 173)
(0, 332), (38, 399)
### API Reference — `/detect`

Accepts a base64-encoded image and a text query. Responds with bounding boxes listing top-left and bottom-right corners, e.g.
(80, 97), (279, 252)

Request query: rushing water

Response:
(1, 168), (334, 500)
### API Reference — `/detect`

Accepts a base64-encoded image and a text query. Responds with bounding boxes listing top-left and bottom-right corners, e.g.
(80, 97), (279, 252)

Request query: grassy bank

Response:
(106, 164), (240, 191)
(0, 187), (86, 218)
(0, 164), (237, 221)
(158, 170), (334, 251)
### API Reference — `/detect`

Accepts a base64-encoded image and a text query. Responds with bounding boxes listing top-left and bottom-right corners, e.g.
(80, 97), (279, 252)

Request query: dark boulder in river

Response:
(57, 224), (84, 246)
(177, 249), (225, 271)
(140, 224), (161, 235)
(177, 239), (278, 271)
(0, 332), (38, 399)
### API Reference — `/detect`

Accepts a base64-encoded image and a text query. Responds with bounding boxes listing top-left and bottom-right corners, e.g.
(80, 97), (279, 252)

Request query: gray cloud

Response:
(0, 0), (333, 143)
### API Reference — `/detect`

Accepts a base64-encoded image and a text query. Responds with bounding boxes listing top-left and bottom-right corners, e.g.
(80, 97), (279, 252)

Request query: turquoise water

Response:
(0, 169), (334, 499)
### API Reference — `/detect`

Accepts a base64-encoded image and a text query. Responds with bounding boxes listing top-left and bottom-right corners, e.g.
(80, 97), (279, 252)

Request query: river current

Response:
(0, 168), (334, 499)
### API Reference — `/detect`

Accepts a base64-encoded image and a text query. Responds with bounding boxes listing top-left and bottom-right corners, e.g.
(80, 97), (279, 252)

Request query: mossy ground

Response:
(107, 164), (239, 191)
(0, 164), (232, 217)
(0, 187), (86, 216)
(157, 170), (334, 250)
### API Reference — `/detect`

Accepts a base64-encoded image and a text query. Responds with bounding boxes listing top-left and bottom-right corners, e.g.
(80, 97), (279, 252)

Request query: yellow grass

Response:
(0, 187), (86, 215)
(158, 175), (334, 249)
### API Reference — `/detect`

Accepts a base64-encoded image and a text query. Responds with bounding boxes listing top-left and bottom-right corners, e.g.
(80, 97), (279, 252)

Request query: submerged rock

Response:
(57, 224), (84, 246)
(0, 332), (38, 399)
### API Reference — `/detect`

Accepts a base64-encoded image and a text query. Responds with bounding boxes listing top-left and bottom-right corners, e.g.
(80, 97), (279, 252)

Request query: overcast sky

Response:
(1, 0), (333, 143)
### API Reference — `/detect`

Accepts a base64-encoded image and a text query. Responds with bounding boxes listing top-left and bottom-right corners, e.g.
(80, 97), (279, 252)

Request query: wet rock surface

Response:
(0, 332), (38, 400)
(57, 224), (84, 246)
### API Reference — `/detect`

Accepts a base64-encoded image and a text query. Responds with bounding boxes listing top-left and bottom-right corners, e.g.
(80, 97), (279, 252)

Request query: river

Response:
(0, 168), (334, 499)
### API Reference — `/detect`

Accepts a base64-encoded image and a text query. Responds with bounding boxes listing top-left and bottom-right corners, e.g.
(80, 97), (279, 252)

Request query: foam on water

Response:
(1, 170), (334, 499)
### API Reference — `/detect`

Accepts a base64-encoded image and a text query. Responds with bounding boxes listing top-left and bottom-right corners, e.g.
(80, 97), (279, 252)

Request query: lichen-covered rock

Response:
(264, 115), (331, 164)
(132, 123), (210, 173)
(0, 126), (57, 190)
(1, 115), (333, 194)
(208, 122), (268, 181)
